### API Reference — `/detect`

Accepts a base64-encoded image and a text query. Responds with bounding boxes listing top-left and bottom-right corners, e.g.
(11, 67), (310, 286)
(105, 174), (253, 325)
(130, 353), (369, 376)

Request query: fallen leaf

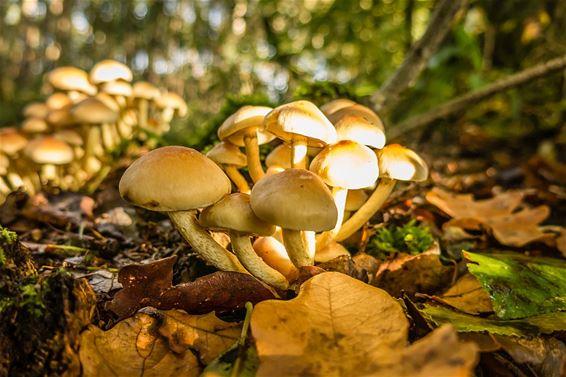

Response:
(465, 251), (566, 319)
(426, 273), (493, 315)
(79, 308), (240, 377)
(427, 188), (555, 247)
(106, 256), (277, 319)
(251, 272), (478, 377)
(420, 305), (566, 336)
(557, 229), (566, 258)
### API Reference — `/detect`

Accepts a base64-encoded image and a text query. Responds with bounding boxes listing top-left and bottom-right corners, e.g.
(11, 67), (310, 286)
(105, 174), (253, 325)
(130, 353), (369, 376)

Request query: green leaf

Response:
(420, 305), (566, 337)
(464, 251), (566, 320)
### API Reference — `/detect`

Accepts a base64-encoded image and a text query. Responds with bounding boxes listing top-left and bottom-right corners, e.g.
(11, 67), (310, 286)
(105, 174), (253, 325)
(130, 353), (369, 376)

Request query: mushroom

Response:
(132, 81), (160, 132)
(89, 59), (133, 85)
(101, 80), (132, 109)
(265, 143), (292, 175)
(206, 141), (250, 193)
(119, 146), (247, 273)
(327, 103), (384, 129)
(336, 144), (429, 241)
(23, 102), (49, 119)
(0, 129), (29, 191)
(21, 118), (50, 135)
(344, 189), (369, 220)
(250, 168), (337, 267)
(320, 98), (356, 117)
(333, 114), (386, 150)
(155, 91), (187, 131)
(25, 136), (73, 186)
(217, 105), (275, 183)
(200, 193), (288, 289)
(309, 140), (379, 249)
(47, 67), (97, 96)
(253, 236), (298, 281)
(46, 92), (73, 111)
(265, 100), (337, 169)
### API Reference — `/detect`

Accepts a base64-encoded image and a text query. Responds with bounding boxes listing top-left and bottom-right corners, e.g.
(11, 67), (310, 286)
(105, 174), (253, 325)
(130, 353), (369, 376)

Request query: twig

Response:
(388, 53), (566, 139)
(371, 0), (467, 114)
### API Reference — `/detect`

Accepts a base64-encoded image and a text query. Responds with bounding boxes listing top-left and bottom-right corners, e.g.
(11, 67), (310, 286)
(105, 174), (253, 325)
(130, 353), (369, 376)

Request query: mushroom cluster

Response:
(119, 99), (428, 290)
(0, 59), (186, 203)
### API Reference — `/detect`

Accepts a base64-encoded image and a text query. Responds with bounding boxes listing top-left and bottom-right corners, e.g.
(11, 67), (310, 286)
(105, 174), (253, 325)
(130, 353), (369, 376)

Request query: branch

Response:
(388, 54), (566, 139)
(371, 0), (467, 114)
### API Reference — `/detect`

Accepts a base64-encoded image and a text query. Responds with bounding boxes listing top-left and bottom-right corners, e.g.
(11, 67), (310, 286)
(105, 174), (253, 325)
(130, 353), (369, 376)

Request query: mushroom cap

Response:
(377, 144), (429, 182)
(0, 129), (28, 155)
(217, 105), (275, 147)
(345, 189), (368, 211)
(94, 93), (121, 112)
(71, 97), (119, 124)
(25, 136), (73, 164)
(89, 59), (133, 84)
(101, 80), (133, 97)
(119, 146), (231, 212)
(206, 141), (247, 167)
(328, 104), (384, 131)
(46, 92), (73, 111)
(250, 168), (337, 231)
(264, 100), (337, 147)
(200, 193), (276, 236)
(23, 102), (49, 119)
(320, 98), (356, 117)
(54, 129), (83, 146)
(156, 91), (188, 117)
(47, 67), (97, 95)
(253, 236), (298, 280)
(46, 105), (76, 128)
(265, 143), (292, 169)
(334, 114), (386, 149)
(310, 140), (379, 189)
(21, 118), (50, 134)
(132, 81), (161, 100)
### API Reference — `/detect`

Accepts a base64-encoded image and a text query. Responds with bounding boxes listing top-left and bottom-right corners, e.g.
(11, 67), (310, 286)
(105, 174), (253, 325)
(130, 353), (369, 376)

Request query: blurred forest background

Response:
(1, 0), (565, 152)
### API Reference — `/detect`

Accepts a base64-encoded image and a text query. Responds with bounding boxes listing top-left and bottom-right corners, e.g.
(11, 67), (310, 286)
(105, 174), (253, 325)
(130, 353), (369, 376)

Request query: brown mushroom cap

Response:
(54, 129), (83, 146)
(265, 143), (292, 169)
(46, 92), (73, 111)
(320, 98), (356, 117)
(309, 140), (378, 189)
(200, 193), (276, 236)
(345, 189), (369, 211)
(132, 81), (161, 100)
(46, 105), (76, 128)
(250, 168), (337, 231)
(23, 102), (49, 119)
(71, 97), (119, 124)
(156, 91), (188, 117)
(21, 118), (50, 134)
(102, 80), (133, 97)
(47, 67), (97, 95)
(25, 136), (73, 165)
(0, 129), (28, 155)
(377, 144), (429, 182)
(217, 105), (275, 147)
(94, 93), (121, 112)
(119, 146), (231, 212)
(334, 114), (386, 149)
(89, 59), (133, 84)
(206, 142), (247, 167)
(327, 104), (384, 131)
(264, 100), (337, 147)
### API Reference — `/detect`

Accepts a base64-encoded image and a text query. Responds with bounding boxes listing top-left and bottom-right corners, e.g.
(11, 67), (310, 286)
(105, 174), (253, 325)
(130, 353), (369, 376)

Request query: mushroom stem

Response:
(168, 210), (248, 273)
(230, 231), (289, 289)
(244, 134), (265, 183)
(281, 228), (314, 267)
(316, 187), (348, 250)
(336, 178), (396, 241)
(224, 165), (251, 193)
(291, 136), (308, 169)
(138, 99), (149, 130)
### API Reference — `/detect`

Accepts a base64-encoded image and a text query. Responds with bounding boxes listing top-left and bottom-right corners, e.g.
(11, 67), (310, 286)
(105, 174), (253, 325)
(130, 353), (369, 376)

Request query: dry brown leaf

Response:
(251, 272), (478, 377)
(79, 308), (240, 377)
(427, 188), (554, 247)
(434, 273), (493, 315)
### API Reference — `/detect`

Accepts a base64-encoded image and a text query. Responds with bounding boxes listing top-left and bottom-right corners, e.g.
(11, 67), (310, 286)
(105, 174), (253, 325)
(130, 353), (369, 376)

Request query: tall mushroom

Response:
(336, 144), (429, 241)
(206, 141), (250, 193)
(264, 100), (337, 169)
(25, 136), (73, 186)
(217, 105), (275, 183)
(250, 168), (337, 267)
(47, 66), (97, 97)
(200, 193), (288, 289)
(119, 146), (247, 273)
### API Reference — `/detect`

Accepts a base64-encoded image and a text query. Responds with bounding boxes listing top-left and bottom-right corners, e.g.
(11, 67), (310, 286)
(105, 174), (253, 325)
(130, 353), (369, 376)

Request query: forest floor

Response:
(1, 128), (565, 377)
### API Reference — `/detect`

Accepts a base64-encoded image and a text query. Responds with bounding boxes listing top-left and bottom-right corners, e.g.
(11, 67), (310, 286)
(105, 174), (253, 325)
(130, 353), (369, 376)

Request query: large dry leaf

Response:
(427, 188), (554, 247)
(251, 272), (478, 377)
(428, 273), (493, 315)
(79, 307), (240, 377)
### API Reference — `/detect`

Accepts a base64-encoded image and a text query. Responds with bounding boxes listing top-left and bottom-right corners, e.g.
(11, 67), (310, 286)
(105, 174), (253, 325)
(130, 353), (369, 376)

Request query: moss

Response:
(366, 219), (434, 259)
(0, 226), (17, 266)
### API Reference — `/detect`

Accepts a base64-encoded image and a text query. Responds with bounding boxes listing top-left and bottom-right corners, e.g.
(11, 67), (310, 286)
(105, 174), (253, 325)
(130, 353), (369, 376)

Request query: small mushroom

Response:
(155, 91), (187, 131)
(47, 67), (97, 96)
(89, 59), (133, 85)
(265, 100), (337, 169)
(200, 193), (288, 289)
(217, 106), (275, 183)
(25, 136), (73, 186)
(336, 144), (429, 241)
(119, 146), (247, 273)
(253, 236), (299, 281)
(320, 98), (356, 117)
(206, 141), (250, 193)
(250, 168), (337, 267)
(132, 81), (161, 132)
(23, 102), (49, 119)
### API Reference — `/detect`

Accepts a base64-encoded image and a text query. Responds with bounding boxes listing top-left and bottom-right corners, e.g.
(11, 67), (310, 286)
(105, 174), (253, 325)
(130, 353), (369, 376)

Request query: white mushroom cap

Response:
(377, 144), (429, 182)
(89, 59), (133, 84)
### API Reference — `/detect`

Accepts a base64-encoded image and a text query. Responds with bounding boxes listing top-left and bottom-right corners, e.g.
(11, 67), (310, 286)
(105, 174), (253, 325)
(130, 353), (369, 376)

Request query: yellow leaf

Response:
(251, 272), (478, 377)
(79, 308), (240, 377)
